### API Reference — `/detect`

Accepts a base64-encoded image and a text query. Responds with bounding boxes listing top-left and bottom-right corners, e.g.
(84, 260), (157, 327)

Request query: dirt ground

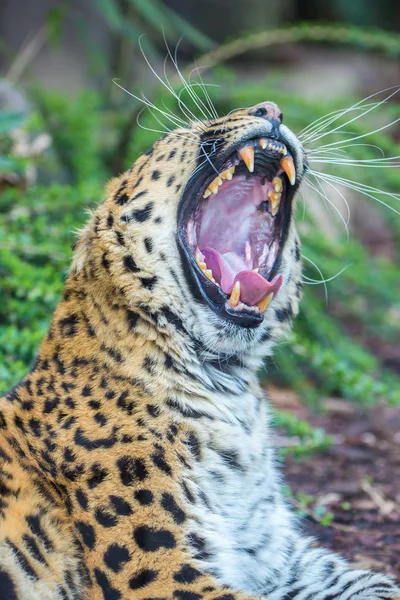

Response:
(269, 388), (400, 579)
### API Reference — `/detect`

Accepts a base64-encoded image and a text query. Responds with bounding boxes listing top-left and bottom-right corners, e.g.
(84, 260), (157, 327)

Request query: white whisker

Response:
(137, 35), (206, 129)
(299, 102), (380, 140)
(300, 255), (328, 303)
(300, 85), (400, 145)
(307, 143), (386, 157)
(309, 170), (400, 216)
(305, 91), (400, 147)
(303, 176), (350, 239)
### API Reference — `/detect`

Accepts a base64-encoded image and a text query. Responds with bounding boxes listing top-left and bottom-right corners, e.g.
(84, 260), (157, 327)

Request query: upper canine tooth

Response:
(260, 139), (268, 150)
(228, 281), (241, 307)
(280, 155), (296, 185)
(238, 146), (254, 173)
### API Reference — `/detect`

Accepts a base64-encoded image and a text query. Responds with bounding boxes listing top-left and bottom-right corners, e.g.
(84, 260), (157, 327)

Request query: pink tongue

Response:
(201, 247), (283, 306)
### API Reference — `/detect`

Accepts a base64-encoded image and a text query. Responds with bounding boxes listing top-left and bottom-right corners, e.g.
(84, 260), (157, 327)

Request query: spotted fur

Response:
(0, 104), (399, 600)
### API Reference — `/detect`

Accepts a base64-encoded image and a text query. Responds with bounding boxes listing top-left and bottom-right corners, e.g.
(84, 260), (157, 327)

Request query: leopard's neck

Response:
(1, 272), (260, 482)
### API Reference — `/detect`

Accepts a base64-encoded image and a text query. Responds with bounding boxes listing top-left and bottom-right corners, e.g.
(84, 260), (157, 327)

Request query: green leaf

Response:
(162, 7), (214, 51)
(95, 0), (124, 31)
(128, 0), (214, 51)
(46, 6), (66, 46)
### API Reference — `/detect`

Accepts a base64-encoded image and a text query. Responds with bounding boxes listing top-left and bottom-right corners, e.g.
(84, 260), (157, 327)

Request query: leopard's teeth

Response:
(260, 139), (287, 155)
(220, 166), (235, 181)
(228, 281), (241, 307)
(238, 146), (254, 173)
(196, 253), (215, 282)
(257, 292), (274, 314)
(268, 190), (282, 216)
(195, 249), (207, 272)
(280, 155), (296, 185)
(273, 176), (282, 193)
(203, 176), (222, 197)
(205, 269), (215, 282)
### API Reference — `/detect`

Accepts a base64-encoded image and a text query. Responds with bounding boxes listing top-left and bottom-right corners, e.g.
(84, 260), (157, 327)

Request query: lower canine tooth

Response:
(257, 293), (274, 314)
(228, 281), (241, 307)
(273, 177), (282, 193)
(268, 190), (281, 216)
(238, 146), (254, 173)
(280, 155), (296, 185)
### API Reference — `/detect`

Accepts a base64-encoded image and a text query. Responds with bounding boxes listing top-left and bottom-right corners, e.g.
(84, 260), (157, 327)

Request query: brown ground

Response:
(269, 388), (400, 579)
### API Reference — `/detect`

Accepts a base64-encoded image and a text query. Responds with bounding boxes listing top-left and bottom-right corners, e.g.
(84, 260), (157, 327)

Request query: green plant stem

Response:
(187, 22), (400, 75)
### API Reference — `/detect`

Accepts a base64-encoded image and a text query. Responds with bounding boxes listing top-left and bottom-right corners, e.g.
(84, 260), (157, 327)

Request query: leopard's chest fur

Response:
(181, 389), (295, 595)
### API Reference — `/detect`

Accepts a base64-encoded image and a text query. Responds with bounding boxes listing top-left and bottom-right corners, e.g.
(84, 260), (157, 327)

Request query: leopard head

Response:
(71, 102), (306, 356)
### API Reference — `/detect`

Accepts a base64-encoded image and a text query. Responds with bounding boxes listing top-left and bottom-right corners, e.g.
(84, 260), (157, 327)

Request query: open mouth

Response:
(178, 136), (297, 327)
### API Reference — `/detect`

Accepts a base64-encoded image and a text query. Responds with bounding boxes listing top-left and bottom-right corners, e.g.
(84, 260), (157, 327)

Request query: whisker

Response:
(303, 176), (350, 239)
(300, 254), (329, 303)
(165, 34), (213, 124)
(300, 103), (382, 143)
(300, 85), (400, 145)
(113, 80), (192, 132)
(308, 159), (400, 168)
(310, 171), (400, 216)
(189, 62), (220, 120)
(138, 35), (206, 129)
(307, 143), (386, 157)
(305, 88), (400, 146)
(302, 265), (350, 285)
(299, 102), (380, 140)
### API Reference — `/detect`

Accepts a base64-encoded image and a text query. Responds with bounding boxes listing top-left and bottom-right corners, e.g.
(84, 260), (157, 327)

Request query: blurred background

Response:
(0, 0), (400, 575)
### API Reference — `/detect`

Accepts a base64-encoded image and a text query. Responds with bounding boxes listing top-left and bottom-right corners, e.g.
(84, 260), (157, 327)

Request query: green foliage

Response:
(0, 110), (27, 174)
(0, 181), (101, 392)
(273, 411), (332, 459)
(94, 0), (214, 52)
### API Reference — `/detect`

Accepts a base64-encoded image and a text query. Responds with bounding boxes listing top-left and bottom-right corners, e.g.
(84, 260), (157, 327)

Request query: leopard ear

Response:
(70, 214), (94, 274)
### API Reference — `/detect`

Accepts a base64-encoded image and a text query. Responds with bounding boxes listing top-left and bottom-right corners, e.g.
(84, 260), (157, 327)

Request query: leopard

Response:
(0, 100), (399, 600)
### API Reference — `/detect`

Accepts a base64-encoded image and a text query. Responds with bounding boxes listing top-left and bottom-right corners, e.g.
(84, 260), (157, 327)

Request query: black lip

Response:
(177, 135), (300, 328)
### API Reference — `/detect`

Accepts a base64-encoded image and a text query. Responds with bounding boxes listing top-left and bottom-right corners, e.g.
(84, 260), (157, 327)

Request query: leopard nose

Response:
(248, 102), (283, 125)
